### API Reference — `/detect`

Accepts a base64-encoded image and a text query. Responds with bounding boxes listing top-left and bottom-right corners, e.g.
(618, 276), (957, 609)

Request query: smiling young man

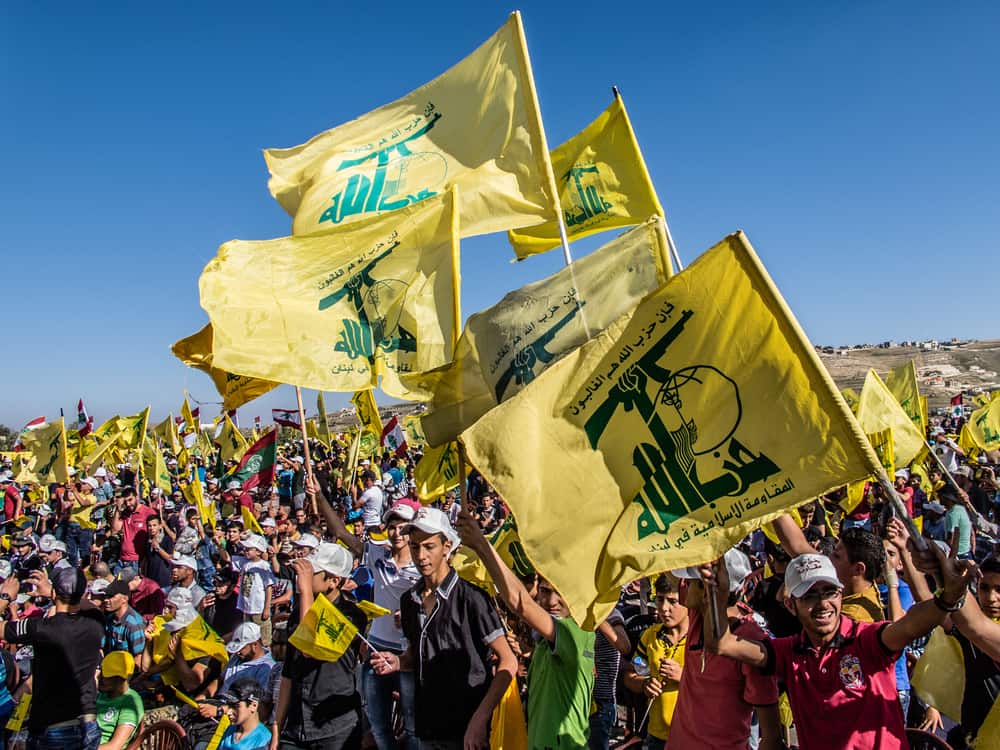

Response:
(372, 507), (516, 750)
(703, 547), (975, 750)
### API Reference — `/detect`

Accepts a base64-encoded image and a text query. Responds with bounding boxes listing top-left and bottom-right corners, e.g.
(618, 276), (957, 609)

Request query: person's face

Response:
(13, 543), (31, 557)
(978, 571), (1000, 620)
(147, 518), (161, 536)
(535, 578), (570, 618)
(236, 641), (257, 663)
(894, 476), (906, 490)
(123, 494), (138, 512)
(295, 510), (306, 524)
(163, 601), (178, 620)
(170, 566), (189, 585)
(655, 590), (687, 628)
(386, 519), (409, 551)
(351, 520), (365, 536)
(408, 530), (451, 577)
(103, 592), (128, 613)
(789, 584), (843, 639)
(831, 540), (853, 582)
(227, 527), (242, 542)
(883, 541), (902, 573)
(228, 698), (258, 726)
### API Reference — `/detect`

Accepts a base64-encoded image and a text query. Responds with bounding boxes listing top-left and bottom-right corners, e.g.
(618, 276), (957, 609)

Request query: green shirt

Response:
(97, 688), (144, 744)
(945, 504), (972, 555)
(526, 616), (596, 749)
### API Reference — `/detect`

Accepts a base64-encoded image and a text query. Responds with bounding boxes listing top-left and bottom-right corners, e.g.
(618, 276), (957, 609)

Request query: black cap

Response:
(105, 580), (131, 598)
(217, 676), (263, 705)
(52, 567), (87, 604)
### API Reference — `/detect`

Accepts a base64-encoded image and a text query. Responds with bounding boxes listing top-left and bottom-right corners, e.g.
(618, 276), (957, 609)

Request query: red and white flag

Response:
(254, 416), (262, 430)
(381, 416), (408, 457)
(272, 408), (302, 429)
(77, 399), (93, 437)
(14, 416), (46, 451)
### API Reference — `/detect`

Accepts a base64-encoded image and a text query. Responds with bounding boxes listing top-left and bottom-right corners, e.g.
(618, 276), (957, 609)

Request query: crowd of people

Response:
(0, 410), (997, 750)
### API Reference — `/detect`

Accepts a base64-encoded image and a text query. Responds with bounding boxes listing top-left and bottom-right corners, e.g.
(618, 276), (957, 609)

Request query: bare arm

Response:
(465, 634), (517, 749)
(98, 722), (135, 750)
(886, 518), (934, 603)
(771, 513), (814, 557)
(951, 593), (1000, 661)
(700, 562), (769, 668)
(597, 620), (631, 656)
(271, 676), (292, 750)
(306, 476), (362, 558)
(755, 704), (784, 750)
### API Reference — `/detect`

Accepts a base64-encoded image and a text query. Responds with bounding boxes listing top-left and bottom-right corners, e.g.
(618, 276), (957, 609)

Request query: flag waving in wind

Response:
(381, 416), (407, 457)
(172, 324), (279, 410)
(76, 399), (93, 438)
(272, 409), (302, 430)
(264, 12), (559, 240)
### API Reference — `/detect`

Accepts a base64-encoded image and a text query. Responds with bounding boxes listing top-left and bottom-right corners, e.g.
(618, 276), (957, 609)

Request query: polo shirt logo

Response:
(838, 654), (865, 689)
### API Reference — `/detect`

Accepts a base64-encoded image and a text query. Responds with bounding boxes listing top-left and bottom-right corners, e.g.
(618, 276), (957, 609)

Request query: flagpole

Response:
(294, 386), (317, 515)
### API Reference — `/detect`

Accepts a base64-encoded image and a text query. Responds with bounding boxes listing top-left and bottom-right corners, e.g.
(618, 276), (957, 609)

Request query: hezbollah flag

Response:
(885, 360), (924, 433)
(965, 398), (1000, 452)
(407, 217), (673, 446)
(508, 95), (662, 259)
(217, 415), (248, 464)
(226, 428), (278, 495)
(414, 441), (466, 502)
(201, 189), (461, 399)
(351, 389), (384, 437)
(118, 407), (150, 451)
(402, 415), (428, 448)
(172, 324), (279, 410)
(150, 614), (228, 686)
(20, 419), (69, 484)
(462, 231), (881, 628)
(316, 392), (332, 446)
(841, 388), (860, 415)
(183, 477), (215, 529)
(289, 594), (359, 661)
(141, 438), (173, 495)
(264, 12), (559, 240)
(856, 370), (925, 470)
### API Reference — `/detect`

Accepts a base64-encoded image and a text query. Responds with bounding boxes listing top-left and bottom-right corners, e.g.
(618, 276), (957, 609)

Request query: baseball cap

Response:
(293, 456), (304, 464)
(52, 567), (87, 604)
(242, 534), (268, 553)
(101, 651), (135, 680)
(292, 533), (319, 549)
(226, 622), (263, 654)
(170, 553), (198, 571)
(94, 467), (107, 478)
(261, 518), (276, 528)
(382, 502), (416, 524)
(88, 579), (111, 598)
(671, 547), (753, 593)
(405, 507), (460, 547)
(925, 501), (946, 514)
(38, 534), (67, 554)
(306, 542), (354, 577)
(227, 481), (242, 491)
(104, 580), (131, 598)
(214, 568), (238, 586)
(953, 465), (973, 479)
(785, 554), (843, 599)
(37, 504), (52, 517)
(81, 477), (99, 490)
(216, 676), (263, 706)
(893, 469), (909, 480)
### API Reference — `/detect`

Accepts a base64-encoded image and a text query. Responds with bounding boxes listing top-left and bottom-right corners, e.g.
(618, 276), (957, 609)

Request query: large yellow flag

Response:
(183, 478), (215, 529)
(92, 416), (121, 442)
(118, 407), (150, 450)
(201, 190), (461, 399)
(508, 96), (662, 259)
(462, 231), (880, 628)
(20, 419), (69, 484)
(289, 594), (358, 661)
(217, 415), (248, 464)
(408, 217), (673, 446)
(965, 398), (1000, 451)
(141, 438), (173, 494)
(414, 441), (465, 502)
(885, 360), (924, 433)
(81, 427), (123, 471)
(264, 13), (558, 240)
(856, 370), (925, 470)
(181, 398), (199, 437)
(841, 388), (860, 415)
(351, 390), (384, 437)
(172, 324), (279, 410)
(316, 392), (332, 446)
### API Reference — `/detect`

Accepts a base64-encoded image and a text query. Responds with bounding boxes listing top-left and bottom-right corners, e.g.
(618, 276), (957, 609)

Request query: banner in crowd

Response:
(414, 441), (465, 502)
(885, 360), (924, 433)
(201, 190), (461, 399)
(965, 397), (1000, 451)
(264, 12), (559, 240)
(142, 438), (173, 494)
(462, 231), (880, 628)
(172, 324), (279, 410)
(226, 428), (278, 496)
(508, 95), (662, 259)
(316, 392), (332, 446)
(856, 369), (925, 470)
(217, 415), (248, 464)
(18, 419), (69, 484)
(351, 390), (384, 437)
(410, 217), (673, 446)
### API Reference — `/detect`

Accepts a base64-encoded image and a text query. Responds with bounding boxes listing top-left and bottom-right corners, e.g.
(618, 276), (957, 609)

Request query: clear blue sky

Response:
(3, 2), (997, 429)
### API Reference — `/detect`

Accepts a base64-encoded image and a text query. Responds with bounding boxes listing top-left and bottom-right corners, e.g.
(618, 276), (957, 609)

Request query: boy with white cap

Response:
(702, 546), (975, 750)
(273, 542), (366, 749)
(169, 552), (207, 609)
(222, 533), (275, 646)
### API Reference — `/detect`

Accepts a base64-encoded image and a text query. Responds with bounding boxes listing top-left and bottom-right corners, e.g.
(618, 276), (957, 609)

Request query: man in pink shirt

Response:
(703, 547), (974, 750)
(111, 488), (157, 569)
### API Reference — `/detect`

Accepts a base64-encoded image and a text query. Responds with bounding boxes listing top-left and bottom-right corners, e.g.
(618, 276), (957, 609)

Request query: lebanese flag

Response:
(228, 428), (278, 503)
(272, 408), (302, 429)
(950, 394), (963, 406)
(77, 399), (93, 437)
(254, 416), (262, 430)
(381, 416), (408, 457)
(13, 416), (46, 451)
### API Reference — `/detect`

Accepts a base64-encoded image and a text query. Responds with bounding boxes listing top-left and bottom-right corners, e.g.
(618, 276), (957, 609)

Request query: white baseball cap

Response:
(292, 533), (319, 549)
(242, 534), (268, 553)
(39, 534), (67, 554)
(227, 481), (242, 491)
(671, 547), (752, 593)
(170, 553), (198, 571)
(785, 553), (843, 598)
(404, 507), (460, 547)
(261, 518), (276, 528)
(382, 502), (416, 524)
(94, 467), (108, 478)
(226, 622), (263, 653)
(306, 542), (354, 577)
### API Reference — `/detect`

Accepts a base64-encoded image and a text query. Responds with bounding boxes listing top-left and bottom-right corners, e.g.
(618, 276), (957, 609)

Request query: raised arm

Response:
(305, 476), (362, 558)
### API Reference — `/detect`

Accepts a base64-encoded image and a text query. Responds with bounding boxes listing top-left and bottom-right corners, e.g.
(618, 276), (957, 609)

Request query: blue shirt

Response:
(218, 722), (271, 750)
(104, 607), (147, 657)
(878, 580), (914, 690)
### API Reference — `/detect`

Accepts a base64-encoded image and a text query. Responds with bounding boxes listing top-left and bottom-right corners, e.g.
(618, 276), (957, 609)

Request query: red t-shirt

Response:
(119, 505), (157, 562)
(129, 575), (165, 620)
(667, 609), (779, 750)
(3, 486), (20, 520)
(765, 616), (905, 750)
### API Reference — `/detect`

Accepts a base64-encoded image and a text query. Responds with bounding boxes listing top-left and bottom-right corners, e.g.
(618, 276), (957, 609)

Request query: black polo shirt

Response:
(400, 568), (505, 741)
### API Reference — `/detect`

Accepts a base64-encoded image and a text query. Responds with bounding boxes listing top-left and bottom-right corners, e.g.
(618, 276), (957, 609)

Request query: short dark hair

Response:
(653, 575), (676, 596)
(981, 557), (1000, 577)
(840, 528), (885, 583)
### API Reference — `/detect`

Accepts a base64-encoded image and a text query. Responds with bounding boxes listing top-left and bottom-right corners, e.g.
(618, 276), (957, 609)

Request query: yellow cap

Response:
(101, 650), (135, 680)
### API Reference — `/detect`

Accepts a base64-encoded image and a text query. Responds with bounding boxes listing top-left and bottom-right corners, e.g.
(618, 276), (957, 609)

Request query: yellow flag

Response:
(919, 395), (928, 432)
(356, 599), (392, 620)
(866, 428), (895, 473)
(958, 423), (981, 461)
(142, 438), (173, 494)
(402, 415), (427, 448)
(115, 407), (150, 451)
(885, 360), (924, 433)
(841, 388), (860, 415)
(462, 231), (880, 628)
(201, 190), (461, 399)
(856, 370), (925, 470)
(965, 398), (1000, 452)
(264, 13), (558, 240)
(351, 390), (384, 437)
(184, 478), (215, 529)
(414, 441), (465, 502)
(911, 626), (964, 722)
(172, 324), (279, 410)
(408, 217), (673, 446)
(181, 398), (199, 437)
(317, 392), (332, 446)
(289, 594), (358, 661)
(508, 95), (662, 258)
(217, 415), (248, 464)
(5, 693), (30, 732)
(20, 419), (69, 484)
(241, 505), (264, 535)
(151, 614), (228, 686)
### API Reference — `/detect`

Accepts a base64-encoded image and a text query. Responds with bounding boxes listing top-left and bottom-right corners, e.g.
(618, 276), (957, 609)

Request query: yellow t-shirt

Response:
(69, 494), (97, 530)
(841, 583), (885, 623)
(636, 625), (686, 741)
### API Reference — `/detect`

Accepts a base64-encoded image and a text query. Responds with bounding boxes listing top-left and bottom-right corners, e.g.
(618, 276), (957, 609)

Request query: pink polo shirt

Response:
(765, 616), (906, 750)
